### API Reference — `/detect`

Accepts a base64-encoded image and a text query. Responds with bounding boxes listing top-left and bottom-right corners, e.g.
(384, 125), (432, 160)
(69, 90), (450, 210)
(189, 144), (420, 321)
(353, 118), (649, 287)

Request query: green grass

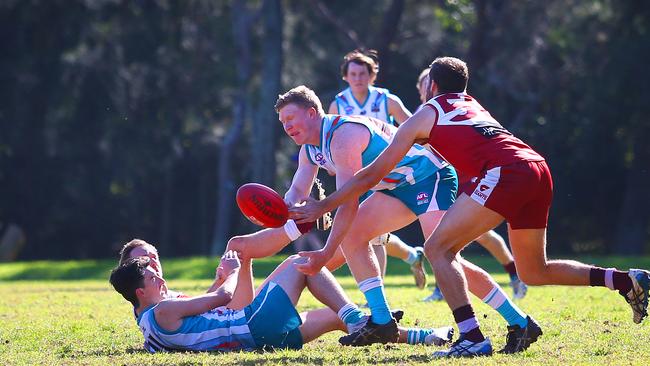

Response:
(1, 255), (649, 365)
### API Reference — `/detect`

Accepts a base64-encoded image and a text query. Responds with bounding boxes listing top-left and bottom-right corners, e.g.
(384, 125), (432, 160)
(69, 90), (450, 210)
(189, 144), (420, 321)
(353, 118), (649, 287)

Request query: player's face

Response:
(345, 62), (373, 93)
(130, 245), (163, 278)
(278, 103), (317, 145)
(141, 266), (167, 300)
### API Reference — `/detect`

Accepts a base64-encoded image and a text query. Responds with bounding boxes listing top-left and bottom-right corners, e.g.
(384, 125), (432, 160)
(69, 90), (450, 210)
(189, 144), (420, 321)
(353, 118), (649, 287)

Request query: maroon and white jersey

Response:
(425, 93), (544, 177)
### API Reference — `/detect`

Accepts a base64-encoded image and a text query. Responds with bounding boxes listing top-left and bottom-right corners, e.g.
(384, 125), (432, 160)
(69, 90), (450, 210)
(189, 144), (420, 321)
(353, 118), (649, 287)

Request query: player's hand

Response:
(295, 249), (331, 275)
(289, 197), (326, 224)
(217, 250), (241, 277)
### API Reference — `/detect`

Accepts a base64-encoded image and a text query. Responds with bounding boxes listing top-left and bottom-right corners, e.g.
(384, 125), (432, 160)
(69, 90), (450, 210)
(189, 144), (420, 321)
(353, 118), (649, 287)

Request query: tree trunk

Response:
(251, 0), (283, 187)
(211, 0), (253, 256)
(614, 134), (650, 254)
(372, 0), (405, 85)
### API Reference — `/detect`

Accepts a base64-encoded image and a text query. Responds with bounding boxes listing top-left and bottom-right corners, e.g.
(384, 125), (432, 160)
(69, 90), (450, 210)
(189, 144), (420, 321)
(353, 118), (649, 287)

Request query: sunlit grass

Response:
(1, 255), (649, 365)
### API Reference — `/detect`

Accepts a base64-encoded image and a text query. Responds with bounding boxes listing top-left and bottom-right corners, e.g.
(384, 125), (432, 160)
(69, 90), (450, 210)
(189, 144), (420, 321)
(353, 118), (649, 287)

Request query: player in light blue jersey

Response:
(330, 49), (429, 290)
(110, 251), (454, 353)
(274, 85), (458, 346)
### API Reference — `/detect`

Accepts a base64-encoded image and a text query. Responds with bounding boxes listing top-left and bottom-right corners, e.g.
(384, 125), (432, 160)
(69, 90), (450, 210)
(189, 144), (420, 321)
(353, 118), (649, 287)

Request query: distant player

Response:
(291, 57), (650, 357)
(415, 68), (528, 302)
(110, 251), (454, 352)
(276, 85), (535, 349)
(331, 49), (427, 289)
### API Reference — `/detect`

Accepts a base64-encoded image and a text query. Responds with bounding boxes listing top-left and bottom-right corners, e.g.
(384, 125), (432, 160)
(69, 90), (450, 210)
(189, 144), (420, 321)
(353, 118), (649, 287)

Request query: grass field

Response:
(1, 255), (649, 365)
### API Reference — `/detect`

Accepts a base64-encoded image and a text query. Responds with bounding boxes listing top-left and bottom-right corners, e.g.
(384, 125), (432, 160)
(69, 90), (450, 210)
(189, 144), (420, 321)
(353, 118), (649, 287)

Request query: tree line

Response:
(1, 0), (648, 260)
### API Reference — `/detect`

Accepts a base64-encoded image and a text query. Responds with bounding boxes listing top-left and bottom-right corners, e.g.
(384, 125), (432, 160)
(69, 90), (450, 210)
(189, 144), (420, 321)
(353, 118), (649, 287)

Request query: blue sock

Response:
(359, 277), (391, 325)
(406, 328), (433, 344)
(338, 303), (365, 326)
(482, 286), (528, 328)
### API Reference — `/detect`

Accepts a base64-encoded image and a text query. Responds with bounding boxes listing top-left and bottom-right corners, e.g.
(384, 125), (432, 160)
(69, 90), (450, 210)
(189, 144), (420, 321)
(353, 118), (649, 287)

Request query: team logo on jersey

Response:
(315, 152), (327, 166)
(371, 102), (381, 112)
(416, 192), (429, 205)
(344, 106), (354, 114)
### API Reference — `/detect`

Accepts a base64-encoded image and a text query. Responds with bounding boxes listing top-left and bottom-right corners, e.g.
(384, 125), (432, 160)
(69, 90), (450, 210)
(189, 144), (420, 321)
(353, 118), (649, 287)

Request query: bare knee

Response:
(517, 267), (548, 286)
(226, 236), (245, 252)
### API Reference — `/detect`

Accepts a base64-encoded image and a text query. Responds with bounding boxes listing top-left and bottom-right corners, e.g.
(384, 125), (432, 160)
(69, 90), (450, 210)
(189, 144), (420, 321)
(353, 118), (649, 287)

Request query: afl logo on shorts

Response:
(416, 192), (429, 205)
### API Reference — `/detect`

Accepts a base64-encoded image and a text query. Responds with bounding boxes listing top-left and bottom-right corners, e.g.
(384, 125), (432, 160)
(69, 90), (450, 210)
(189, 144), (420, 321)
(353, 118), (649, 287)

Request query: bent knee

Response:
(226, 236), (245, 251)
(517, 269), (548, 286)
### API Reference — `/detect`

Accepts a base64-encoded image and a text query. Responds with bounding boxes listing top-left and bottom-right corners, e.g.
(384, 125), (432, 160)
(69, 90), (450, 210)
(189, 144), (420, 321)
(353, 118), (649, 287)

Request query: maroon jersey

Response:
(425, 93), (544, 178)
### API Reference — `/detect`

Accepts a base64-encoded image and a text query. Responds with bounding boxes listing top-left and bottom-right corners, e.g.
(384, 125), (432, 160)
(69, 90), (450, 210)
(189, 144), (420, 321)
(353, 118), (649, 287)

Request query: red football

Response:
(236, 183), (288, 228)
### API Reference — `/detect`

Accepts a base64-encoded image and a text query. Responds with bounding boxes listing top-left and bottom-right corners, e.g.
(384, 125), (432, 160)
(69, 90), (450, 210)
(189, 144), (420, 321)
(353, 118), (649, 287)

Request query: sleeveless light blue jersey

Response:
(335, 86), (393, 125)
(305, 114), (448, 191)
(137, 305), (256, 353)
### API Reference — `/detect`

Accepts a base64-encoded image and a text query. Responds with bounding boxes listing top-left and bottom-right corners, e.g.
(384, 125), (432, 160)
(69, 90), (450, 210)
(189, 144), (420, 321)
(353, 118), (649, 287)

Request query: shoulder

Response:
(330, 122), (369, 150)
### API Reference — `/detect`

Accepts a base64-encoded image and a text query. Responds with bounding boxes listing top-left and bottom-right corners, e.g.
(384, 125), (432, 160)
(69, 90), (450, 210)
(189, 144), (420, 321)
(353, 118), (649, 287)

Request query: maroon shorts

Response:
(461, 161), (553, 229)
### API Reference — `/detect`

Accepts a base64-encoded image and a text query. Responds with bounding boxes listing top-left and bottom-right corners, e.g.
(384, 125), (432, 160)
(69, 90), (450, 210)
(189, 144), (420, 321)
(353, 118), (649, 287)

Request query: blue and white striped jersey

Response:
(136, 305), (256, 353)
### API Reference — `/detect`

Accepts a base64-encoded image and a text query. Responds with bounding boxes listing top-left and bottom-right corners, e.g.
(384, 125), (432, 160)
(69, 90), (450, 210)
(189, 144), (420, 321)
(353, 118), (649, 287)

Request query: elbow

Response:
(218, 288), (234, 303)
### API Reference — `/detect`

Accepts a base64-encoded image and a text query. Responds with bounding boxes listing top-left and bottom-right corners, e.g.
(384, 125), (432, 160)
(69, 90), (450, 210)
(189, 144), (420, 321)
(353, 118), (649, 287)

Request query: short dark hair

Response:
(340, 49), (379, 79)
(118, 239), (153, 266)
(275, 85), (324, 114)
(109, 256), (150, 308)
(428, 57), (469, 94)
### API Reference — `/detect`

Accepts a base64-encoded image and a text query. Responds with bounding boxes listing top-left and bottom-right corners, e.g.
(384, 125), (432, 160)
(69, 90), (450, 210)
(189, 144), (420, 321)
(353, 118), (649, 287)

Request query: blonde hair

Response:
(275, 85), (325, 115)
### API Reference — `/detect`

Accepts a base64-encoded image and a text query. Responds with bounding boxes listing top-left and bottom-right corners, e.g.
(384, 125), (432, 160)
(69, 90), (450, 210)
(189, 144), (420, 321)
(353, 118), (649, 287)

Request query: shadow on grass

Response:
(2, 255), (649, 282)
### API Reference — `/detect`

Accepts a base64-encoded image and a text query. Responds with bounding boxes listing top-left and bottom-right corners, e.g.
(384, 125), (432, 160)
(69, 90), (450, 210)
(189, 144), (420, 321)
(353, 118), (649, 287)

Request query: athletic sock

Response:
(359, 276), (391, 325)
(452, 304), (484, 342)
(405, 248), (419, 265)
(337, 304), (366, 333)
(589, 267), (633, 293)
(338, 303), (366, 330)
(389, 234), (418, 265)
(503, 261), (518, 281)
(482, 286), (528, 328)
(406, 328), (434, 344)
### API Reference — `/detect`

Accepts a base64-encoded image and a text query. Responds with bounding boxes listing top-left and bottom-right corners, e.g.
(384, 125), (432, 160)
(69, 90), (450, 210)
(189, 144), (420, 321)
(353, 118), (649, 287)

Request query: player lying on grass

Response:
(109, 250), (454, 352)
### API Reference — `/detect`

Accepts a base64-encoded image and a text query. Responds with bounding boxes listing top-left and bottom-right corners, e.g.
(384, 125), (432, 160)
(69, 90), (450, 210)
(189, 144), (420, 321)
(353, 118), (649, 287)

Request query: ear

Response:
(135, 287), (145, 297)
(427, 80), (438, 100)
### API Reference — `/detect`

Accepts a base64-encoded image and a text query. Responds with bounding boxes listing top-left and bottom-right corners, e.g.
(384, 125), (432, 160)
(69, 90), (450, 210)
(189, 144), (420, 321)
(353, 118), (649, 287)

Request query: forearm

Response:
(227, 259), (254, 309)
(322, 171), (377, 213)
(206, 277), (224, 293)
(217, 269), (239, 299)
(321, 202), (357, 256)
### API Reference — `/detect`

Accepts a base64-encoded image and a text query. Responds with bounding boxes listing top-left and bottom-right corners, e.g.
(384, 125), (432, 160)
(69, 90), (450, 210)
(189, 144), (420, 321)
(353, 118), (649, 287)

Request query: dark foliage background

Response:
(1, 0), (648, 259)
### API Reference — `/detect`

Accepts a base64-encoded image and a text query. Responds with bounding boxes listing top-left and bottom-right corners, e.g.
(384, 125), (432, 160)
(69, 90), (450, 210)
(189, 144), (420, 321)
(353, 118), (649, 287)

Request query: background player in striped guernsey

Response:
(109, 250), (454, 353)
(330, 49), (428, 290)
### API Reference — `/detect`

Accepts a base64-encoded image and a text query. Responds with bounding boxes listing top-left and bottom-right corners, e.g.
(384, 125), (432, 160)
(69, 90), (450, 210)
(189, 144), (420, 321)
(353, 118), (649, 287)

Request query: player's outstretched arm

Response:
(154, 251), (241, 331)
(295, 123), (367, 275)
(284, 145), (319, 207)
(290, 107), (436, 223)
